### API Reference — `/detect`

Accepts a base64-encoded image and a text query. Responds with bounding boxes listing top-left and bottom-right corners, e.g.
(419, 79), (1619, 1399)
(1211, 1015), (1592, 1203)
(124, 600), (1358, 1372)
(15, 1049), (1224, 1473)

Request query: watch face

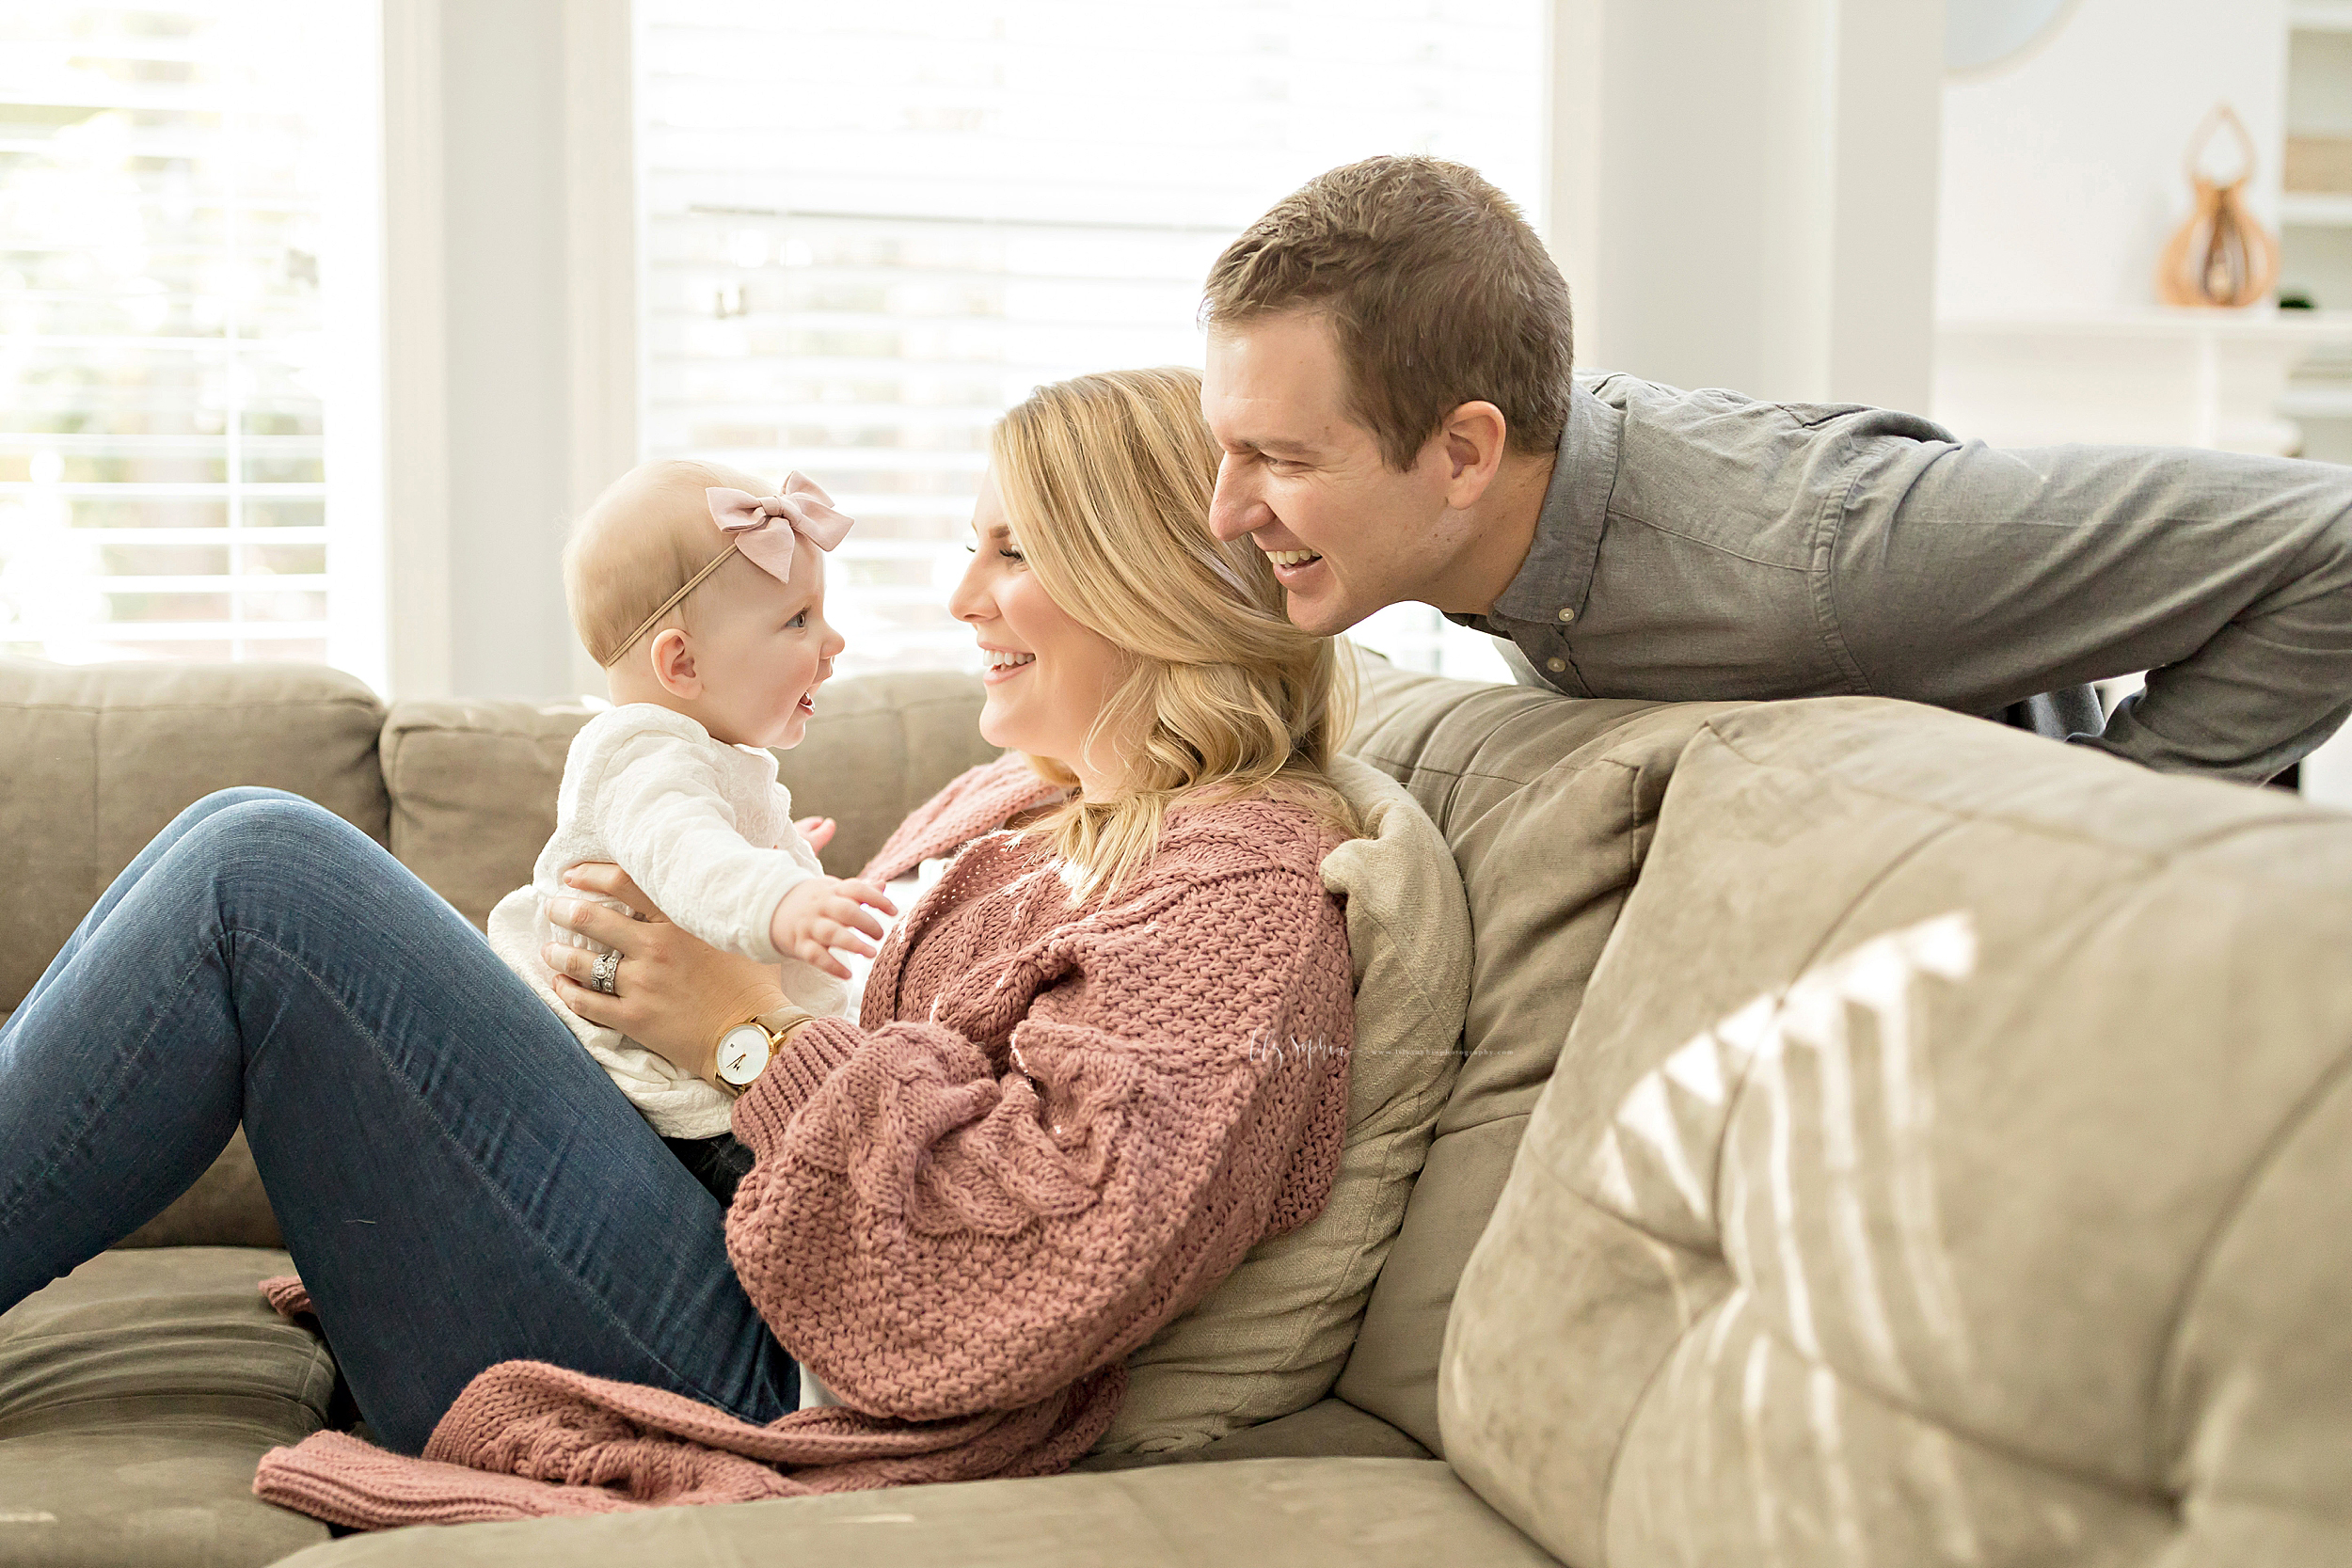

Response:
(717, 1023), (769, 1085)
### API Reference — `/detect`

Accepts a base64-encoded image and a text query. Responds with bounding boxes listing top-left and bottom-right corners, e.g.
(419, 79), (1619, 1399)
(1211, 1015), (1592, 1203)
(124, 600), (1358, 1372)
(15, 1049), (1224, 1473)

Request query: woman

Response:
(0, 368), (1359, 1519)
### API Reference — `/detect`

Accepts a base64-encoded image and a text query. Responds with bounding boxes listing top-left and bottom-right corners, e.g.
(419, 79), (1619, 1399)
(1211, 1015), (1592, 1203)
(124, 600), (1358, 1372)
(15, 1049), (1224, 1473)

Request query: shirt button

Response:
(1547, 657), (1567, 673)
(1557, 607), (1577, 623)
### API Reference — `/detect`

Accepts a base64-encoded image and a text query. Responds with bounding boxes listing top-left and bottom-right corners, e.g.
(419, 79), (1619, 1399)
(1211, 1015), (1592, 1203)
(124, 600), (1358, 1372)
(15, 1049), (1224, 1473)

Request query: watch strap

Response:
(755, 1006), (820, 1039)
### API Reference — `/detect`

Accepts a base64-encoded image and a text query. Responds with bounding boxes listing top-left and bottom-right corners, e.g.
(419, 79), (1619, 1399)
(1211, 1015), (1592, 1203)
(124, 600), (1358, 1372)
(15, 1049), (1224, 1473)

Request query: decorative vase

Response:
(2155, 104), (2280, 309)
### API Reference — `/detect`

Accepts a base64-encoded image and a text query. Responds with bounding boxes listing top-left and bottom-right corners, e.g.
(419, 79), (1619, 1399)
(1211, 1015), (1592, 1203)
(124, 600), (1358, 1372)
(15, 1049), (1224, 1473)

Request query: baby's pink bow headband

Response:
(600, 472), (855, 666)
(706, 474), (854, 575)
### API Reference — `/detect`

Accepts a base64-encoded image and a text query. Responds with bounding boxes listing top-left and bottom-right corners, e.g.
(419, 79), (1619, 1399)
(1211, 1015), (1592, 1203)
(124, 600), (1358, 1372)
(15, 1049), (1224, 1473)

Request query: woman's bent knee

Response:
(174, 785), (304, 832)
(182, 794), (379, 889)
(135, 790), (320, 882)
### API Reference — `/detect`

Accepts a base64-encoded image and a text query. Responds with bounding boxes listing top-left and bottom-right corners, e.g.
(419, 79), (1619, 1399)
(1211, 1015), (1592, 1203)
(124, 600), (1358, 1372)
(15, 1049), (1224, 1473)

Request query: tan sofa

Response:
(4, 652), (2349, 1567)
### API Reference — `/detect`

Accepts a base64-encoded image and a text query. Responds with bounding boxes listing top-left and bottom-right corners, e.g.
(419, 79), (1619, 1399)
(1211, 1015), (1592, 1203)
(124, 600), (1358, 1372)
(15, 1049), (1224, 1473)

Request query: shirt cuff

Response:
(729, 1016), (859, 1149)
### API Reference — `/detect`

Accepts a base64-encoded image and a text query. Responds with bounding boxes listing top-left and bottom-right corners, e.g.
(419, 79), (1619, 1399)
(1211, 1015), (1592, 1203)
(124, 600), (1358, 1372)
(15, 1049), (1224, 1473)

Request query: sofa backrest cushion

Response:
(1441, 695), (2352, 1566)
(2, 657), (388, 1015)
(382, 672), (996, 926)
(1331, 654), (1747, 1453)
(1096, 752), (1471, 1456)
(381, 696), (596, 927)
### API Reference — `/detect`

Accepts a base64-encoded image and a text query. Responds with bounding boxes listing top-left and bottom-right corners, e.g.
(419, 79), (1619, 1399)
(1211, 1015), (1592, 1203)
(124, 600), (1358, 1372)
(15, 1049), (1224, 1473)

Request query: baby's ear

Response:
(647, 627), (701, 699)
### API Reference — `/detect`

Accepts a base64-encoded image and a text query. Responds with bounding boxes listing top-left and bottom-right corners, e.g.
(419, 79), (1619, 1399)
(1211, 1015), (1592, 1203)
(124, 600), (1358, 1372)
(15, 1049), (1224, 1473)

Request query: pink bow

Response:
(705, 473), (854, 583)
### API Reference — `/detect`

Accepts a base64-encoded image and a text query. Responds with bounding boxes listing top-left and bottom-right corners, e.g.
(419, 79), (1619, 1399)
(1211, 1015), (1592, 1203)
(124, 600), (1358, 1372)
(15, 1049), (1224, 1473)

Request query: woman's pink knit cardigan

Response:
(249, 756), (1354, 1528)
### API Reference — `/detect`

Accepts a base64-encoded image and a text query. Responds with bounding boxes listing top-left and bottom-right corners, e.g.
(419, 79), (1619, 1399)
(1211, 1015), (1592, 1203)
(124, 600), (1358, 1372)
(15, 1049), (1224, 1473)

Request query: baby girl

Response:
(487, 459), (894, 1145)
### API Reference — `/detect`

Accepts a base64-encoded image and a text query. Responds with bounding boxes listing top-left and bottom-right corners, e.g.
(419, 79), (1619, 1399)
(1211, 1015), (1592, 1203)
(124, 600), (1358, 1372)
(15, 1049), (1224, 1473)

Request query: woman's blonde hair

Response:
(991, 366), (1358, 899)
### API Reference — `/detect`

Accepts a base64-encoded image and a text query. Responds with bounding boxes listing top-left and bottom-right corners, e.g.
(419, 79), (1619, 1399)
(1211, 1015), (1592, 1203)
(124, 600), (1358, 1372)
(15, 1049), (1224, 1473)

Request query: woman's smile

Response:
(980, 644), (1037, 683)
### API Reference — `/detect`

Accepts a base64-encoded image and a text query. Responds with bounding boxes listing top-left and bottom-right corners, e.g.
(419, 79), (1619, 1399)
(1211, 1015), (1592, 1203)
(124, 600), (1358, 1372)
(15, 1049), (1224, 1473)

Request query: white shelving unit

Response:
(2276, 5), (2352, 803)
(2281, 2), (2352, 471)
(2279, 380), (2352, 416)
(2280, 190), (2352, 225)
(2293, 1), (2352, 35)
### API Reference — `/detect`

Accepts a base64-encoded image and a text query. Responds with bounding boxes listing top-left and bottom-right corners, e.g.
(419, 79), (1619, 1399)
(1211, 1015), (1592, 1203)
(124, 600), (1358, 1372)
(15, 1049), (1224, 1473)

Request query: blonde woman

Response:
(0, 370), (1362, 1521)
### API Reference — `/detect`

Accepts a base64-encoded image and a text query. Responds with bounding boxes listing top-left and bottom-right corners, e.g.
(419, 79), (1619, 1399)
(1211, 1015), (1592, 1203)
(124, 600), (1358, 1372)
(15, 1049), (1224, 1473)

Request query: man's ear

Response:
(1437, 401), (1510, 510)
(647, 627), (700, 700)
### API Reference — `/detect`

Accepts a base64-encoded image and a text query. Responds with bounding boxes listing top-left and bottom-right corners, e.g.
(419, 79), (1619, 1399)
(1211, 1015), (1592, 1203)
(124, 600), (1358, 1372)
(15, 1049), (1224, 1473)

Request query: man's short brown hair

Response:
(1201, 155), (1574, 471)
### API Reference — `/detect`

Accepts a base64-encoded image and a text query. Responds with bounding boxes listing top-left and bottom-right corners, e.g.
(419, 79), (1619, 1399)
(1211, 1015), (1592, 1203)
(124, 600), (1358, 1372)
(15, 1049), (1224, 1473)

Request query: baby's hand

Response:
(795, 816), (837, 852)
(768, 876), (898, 981)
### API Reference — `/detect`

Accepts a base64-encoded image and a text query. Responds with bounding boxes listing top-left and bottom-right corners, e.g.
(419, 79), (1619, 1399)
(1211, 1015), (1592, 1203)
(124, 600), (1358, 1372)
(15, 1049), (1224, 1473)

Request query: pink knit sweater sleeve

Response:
(725, 811), (1351, 1423)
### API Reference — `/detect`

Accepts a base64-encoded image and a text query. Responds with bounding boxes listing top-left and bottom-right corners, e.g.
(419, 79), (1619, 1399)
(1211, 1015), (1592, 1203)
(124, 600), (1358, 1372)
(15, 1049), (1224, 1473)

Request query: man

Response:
(1200, 155), (2352, 784)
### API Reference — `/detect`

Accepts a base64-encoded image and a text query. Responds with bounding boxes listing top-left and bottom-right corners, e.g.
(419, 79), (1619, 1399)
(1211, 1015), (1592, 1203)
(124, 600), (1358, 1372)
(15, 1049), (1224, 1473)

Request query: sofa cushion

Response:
(0, 1246), (336, 1565)
(117, 1128), (283, 1251)
(382, 671), (995, 927)
(268, 1457), (1553, 1568)
(1333, 653), (1745, 1452)
(0, 657), (388, 1013)
(1076, 1396), (1431, 1471)
(379, 696), (594, 928)
(1441, 696), (2352, 1566)
(1096, 753), (1470, 1456)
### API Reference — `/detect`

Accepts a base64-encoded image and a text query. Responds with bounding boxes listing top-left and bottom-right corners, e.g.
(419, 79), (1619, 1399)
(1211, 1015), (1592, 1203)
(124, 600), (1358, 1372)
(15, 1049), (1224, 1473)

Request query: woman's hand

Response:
(542, 863), (786, 1085)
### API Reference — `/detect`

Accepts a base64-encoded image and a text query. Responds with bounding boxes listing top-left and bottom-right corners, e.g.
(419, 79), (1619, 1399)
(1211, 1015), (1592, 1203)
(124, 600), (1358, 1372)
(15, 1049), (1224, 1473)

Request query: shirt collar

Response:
(1486, 378), (1623, 627)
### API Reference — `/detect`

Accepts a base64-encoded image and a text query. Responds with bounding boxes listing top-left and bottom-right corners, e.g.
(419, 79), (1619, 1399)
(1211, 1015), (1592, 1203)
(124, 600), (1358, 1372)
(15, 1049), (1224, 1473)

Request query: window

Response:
(635, 1), (1544, 681)
(0, 4), (382, 686)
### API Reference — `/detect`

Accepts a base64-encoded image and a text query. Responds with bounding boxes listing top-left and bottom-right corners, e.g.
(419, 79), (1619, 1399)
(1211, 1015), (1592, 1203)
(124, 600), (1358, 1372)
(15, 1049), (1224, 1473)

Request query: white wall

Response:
(380, 0), (634, 701)
(1937, 0), (2288, 318)
(1548, 0), (1945, 409)
(439, 0), (574, 699)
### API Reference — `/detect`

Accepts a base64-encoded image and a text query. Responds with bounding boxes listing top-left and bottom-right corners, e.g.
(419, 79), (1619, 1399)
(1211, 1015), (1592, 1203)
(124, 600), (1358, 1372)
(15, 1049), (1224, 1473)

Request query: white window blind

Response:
(0, 2), (381, 683)
(635, 0), (1542, 682)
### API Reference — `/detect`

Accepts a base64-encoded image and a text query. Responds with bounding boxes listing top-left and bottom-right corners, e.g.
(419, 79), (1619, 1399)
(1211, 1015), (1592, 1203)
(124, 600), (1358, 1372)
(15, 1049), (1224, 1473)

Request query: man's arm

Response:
(1831, 434), (2352, 783)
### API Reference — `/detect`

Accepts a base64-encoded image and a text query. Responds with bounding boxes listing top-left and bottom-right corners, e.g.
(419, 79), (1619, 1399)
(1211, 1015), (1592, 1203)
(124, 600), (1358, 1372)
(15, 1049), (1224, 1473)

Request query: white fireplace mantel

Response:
(1932, 309), (2352, 455)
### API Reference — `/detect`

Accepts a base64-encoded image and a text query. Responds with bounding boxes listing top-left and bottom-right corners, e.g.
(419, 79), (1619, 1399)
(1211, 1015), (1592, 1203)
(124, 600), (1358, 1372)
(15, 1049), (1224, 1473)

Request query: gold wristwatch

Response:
(712, 1007), (817, 1093)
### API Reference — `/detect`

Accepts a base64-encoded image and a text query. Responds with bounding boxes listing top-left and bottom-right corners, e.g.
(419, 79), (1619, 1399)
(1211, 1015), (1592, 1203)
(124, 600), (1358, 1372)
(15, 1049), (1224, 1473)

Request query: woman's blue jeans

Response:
(0, 789), (796, 1452)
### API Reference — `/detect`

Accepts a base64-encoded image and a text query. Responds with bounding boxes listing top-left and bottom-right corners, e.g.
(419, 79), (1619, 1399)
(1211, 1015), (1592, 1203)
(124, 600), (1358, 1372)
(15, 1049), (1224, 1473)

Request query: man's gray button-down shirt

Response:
(1450, 372), (2352, 783)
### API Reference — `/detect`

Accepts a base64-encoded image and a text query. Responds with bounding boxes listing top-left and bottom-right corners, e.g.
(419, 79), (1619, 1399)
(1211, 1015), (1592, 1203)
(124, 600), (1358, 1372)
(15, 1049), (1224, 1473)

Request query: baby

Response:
(487, 459), (894, 1142)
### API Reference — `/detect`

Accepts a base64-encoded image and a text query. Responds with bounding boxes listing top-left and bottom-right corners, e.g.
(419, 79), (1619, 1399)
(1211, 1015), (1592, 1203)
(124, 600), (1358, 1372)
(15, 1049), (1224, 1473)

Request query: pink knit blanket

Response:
(254, 1353), (1120, 1527)
(250, 757), (1352, 1528)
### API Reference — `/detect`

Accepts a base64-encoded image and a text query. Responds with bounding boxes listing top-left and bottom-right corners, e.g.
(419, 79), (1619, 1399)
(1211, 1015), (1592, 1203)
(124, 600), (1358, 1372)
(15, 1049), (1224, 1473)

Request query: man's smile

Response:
(1261, 546), (1327, 590)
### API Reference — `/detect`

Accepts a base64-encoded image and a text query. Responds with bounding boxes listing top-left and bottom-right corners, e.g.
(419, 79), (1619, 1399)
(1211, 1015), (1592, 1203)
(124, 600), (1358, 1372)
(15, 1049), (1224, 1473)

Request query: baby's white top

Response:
(487, 703), (845, 1139)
